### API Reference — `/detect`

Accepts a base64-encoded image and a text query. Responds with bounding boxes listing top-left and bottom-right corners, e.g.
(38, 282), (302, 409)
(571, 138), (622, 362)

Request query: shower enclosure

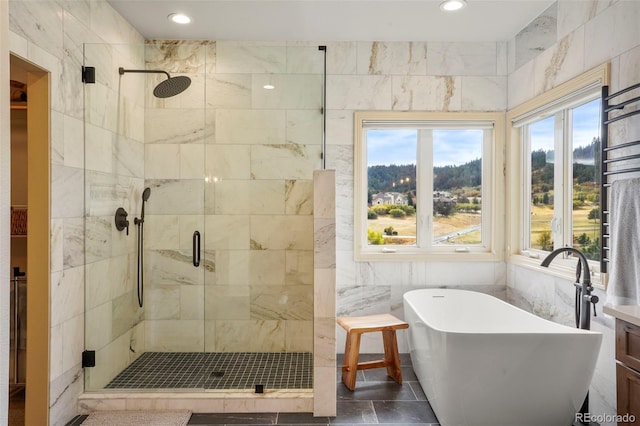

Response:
(82, 41), (325, 393)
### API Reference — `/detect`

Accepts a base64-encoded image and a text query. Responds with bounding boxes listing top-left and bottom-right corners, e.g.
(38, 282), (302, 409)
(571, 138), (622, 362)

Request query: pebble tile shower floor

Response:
(105, 352), (313, 390)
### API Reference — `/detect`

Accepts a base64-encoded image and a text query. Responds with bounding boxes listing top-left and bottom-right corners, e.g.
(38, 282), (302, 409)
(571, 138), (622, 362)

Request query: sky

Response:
(367, 128), (482, 167)
(367, 98), (601, 168)
(530, 97), (601, 154)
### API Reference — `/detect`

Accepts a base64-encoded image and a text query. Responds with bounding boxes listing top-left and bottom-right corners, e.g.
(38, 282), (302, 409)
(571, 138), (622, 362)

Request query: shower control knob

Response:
(115, 207), (130, 236)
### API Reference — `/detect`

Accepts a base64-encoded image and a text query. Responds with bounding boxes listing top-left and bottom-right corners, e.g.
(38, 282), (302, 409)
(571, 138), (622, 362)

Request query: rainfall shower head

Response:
(118, 67), (191, 98)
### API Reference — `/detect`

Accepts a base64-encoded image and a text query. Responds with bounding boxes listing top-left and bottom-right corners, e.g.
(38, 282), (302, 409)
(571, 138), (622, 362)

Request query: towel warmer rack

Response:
(600, 82), (640, 273)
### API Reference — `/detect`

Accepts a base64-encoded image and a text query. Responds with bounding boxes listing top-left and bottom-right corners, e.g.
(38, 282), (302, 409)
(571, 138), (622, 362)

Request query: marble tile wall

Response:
(143, 41), (322, 353)
(506, 1), (640, 423)
(313, 170), (336, 417)
(8, 0), (145, 424)
(326, 40), (508, 354)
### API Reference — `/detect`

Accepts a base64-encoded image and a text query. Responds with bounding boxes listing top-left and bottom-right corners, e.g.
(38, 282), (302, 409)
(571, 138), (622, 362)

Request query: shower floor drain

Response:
(104, 352), (312, 390)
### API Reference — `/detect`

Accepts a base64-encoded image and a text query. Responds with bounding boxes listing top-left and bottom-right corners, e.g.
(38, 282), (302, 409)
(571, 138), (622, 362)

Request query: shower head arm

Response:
(119, 67), (171, 79)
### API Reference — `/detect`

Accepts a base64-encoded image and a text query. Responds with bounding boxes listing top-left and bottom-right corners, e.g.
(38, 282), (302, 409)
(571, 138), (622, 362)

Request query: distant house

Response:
(371, 192), (408, 206)
(433, 191), (456, 204)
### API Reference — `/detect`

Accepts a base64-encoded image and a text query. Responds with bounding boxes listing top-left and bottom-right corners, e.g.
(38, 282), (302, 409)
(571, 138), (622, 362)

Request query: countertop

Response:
(604, 304), (640, 327)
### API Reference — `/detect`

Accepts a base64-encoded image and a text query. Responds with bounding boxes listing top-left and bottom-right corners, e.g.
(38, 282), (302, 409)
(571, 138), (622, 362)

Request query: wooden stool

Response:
(337, 313), (409, 391)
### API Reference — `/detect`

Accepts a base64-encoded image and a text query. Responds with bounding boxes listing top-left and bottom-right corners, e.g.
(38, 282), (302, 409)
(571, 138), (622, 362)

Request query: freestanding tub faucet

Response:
(541, 246), (600, 424)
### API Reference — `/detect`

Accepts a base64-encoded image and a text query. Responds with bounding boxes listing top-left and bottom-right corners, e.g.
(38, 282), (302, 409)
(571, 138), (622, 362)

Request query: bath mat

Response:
(82, 410), (191, 426)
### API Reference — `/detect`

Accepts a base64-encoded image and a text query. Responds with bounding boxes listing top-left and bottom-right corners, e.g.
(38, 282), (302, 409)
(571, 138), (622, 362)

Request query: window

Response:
(507, 64), (609, 284)
(354, 112), (504, 261)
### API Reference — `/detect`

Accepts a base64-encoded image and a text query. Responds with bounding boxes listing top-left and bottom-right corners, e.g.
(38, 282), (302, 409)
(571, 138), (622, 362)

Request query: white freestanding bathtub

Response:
(403, 289), (602, 426)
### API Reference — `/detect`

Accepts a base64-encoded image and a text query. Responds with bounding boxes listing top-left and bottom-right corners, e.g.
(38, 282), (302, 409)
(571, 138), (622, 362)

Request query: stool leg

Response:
(341, 331), (361, 391)
(382, 330), (402, 384)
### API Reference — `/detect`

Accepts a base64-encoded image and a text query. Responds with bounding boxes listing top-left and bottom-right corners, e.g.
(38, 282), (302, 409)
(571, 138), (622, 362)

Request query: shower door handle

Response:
(193, 231), (200, 267)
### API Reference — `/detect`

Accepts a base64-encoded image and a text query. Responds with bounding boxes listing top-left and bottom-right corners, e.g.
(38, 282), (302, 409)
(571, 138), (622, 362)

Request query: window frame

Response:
(506, 64), (610, 288)
(354, 111), (505, 262)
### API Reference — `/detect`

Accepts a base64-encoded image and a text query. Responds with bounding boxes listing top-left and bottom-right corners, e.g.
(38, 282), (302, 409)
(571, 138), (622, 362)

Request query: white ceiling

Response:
(106, 0), (555, 42)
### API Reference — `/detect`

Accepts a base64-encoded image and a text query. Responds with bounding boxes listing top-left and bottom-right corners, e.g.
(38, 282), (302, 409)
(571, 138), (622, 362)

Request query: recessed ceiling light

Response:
(168, 13), (192, 24)
(440, 0), (467, 12)
(263, 84), (275, 90)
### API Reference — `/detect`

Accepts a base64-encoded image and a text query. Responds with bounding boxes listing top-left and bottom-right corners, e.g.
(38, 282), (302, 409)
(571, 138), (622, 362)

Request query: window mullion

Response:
(564, 109), (574, 249)
(553, 110), (565, 250)
(418, 129), (432, 248)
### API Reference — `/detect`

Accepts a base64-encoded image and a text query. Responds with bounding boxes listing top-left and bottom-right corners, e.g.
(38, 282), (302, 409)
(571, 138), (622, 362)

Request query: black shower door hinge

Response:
(82, 66), (96, 84)
(82, 350), (96, 368)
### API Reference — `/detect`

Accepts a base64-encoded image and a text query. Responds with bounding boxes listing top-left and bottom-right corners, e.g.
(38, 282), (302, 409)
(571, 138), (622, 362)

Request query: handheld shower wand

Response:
(135, 188), (151, 307)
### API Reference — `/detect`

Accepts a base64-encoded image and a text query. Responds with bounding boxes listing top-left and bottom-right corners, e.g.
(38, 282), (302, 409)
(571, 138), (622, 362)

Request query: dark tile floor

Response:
(69, 353), (440, 426)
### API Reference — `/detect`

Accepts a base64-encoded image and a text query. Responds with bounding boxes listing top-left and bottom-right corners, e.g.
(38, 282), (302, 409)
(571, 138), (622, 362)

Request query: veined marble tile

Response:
(62, 13), (96, 119)
(314, 268), (336, 318)
(251, 74), (323, 109)
(357, 42), (427, 76)
(286, 46), (325, 74)
(181, 285), (205, 320)
(618, 44), (640, 94)
(206, 74), (252, 109)
(50, 110), (64, 166)
(63, 114), (84, 169)
(215, 250), (250, 286)
(250, 144), (321, 180)
(84, 43), (116, 91)
(507, 60), (535, 109)
(326, 109), (353, 146)
(314, 219), (335, 269)
(51, 267), (84, 327)
(144, 179), (205, 215)
(324, 41), (357, 75)
(325, 145), (353, 181)
(391, 76), (461, 111)
(285, 180), (313, 216)
(51, 165), (84, 219)
(145, 144), (180, 179)
(51, 219), (64, 273)
(214, 319), (285, 352)
(180, 144), (205, 179)
(204, 285), (250, 320)
(145, 285), (180, 320)
(85, 259), (113, 310)
(50, 323), (64, 381)
(60, 0), (91, 25)
(90, 0), (144, 45)
(336, 285), (391, 317)
(286, 250), (314, 286)
(147, 249), (205, 286)
(249, 250), (286, 286)
(85, 82), (118, 132)
(313, 366), (336, 416)
(515, 2), (558, 70)
(250, 215), (313, 250)
(216, 109), (285, 145)
(557, 0), (610, 40)
(62, 314), (84, 372)
(287, 110), (323, 146)
(112, 291), (143, 339)
(114, 135), (144, 179)
(533, 28), (585, 96)
(63, 217), (84, 269)
(284, 320), (313, 351)
(144, 215), (179, 249)
(214, 180), (251, 214)
(460, 76), (507, 111)
(9, 0), (64, 59)
(205, 145), (251, 180)
(145, 108), (206, 145)
(145, 40), (211, 74)
(216, 43), (286, 74)
(85, 216), (111, 264)
(204, 215), (250, 250)
(250, 285), (313, 320)
(85, 123), (113, 174)
(177, 215), (205, 252)
(313, 318), (335, 365)
(145, 320), (205, 352)
(249, 180), (285, 215)
(85, 302), (112, 350)
(327, 75), (392, 110)
(49, 364), (84, 425)
(584, 0), (640, 70)
(427, 42), (497, 76)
